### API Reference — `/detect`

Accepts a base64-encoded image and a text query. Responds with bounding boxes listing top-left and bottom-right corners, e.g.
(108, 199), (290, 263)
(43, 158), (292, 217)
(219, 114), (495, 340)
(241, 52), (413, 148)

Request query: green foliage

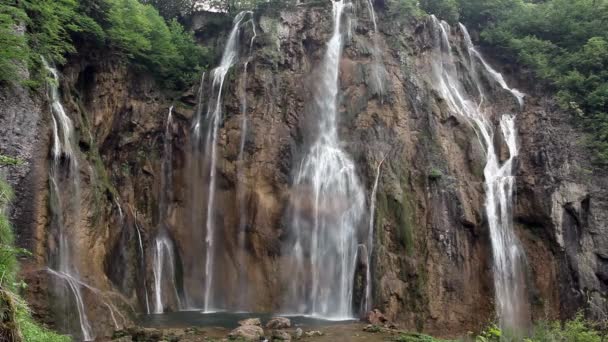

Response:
(428, 168), (443, 180)
(475, 324), (502, 342)
(0, 2), (30, 83)
(0, 0), (206, 90)
(17, 310), (71, 342)
(0, 179), (17, 288)
(420, 0), (460, 24)
(394, 332), (446, 342)
(387, 0), (425, 19)
(0, 178), (69, 340)
(526, 313), (602, 342)
(418, 0), (608, 164)
(475, 0), (608, 164)
(472, 314), (603, 342)
(0, 155), (23, 166)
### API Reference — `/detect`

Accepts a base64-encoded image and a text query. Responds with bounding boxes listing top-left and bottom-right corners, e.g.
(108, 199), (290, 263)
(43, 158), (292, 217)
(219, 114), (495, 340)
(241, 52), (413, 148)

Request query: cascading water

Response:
(152, 234), (182, 313)
(43, 57), (94, 341)
(429, 16), (528, 334)
(365, 157), (384, 312)
(288, 0), (366, 319)
(151, 106), (182, 314)
(44, 268), (127, 330)
(459, 24), (525, 108)
(133, 215), (151, 314)
(194, 11), (253, 313)
(365, 0), (386, 98)
(236, 15), (257, 308)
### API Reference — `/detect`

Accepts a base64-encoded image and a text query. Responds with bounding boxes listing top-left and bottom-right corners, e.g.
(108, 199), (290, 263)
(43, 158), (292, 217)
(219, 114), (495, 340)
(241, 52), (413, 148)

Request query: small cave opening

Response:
(77, 65), (97, 108)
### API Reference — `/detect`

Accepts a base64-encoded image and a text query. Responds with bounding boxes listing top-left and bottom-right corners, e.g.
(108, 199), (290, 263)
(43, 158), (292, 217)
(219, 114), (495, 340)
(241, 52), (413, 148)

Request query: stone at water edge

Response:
(294, 328), (303, 339)
(265, 317), (291, 329)
(304, 331), (324, 337)
(365, 309), (397, 329)
(228, 325), (265, 341)
(272, 329), (292, 341)
(239, 318), (262, 326)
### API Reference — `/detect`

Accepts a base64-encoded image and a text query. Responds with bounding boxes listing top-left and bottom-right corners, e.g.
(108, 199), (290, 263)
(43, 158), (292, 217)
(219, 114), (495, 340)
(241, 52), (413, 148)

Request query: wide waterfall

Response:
(43, 58), (94, 341)
(287, 0), (366, 319)
(429, 16), (528, 333)
(151, 106), (183, 314)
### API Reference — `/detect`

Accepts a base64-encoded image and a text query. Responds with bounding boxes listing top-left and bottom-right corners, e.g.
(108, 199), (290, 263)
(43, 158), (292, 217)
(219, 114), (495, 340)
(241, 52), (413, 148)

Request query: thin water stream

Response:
(43, 58), (94, 341)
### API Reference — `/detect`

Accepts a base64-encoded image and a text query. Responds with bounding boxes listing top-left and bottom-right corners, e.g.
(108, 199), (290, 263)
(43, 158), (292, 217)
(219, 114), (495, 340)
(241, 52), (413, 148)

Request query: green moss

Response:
(397, 173), (415, 256)
(0, 155), (24, 166)
(428, 168), (443, 180)
(394, 332), (448, 342)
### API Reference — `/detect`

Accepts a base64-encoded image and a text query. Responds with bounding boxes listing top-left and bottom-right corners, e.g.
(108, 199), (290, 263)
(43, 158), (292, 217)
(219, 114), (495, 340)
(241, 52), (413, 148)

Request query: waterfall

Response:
(133, 218), (151, 314)
(236, 15), (257, 308)
(196, 11), (253, 313)
(151, 106), (182, 314)
(43, 57), (94, 341)
(288, 0), (366, 319)
(44, 268), (127, 329)
(152, 233), (182, 313)
(459, 24), (525, 107)
(429, 16), (528, 333)
(365, 0), (386, 98)
(365, 157), (384, 312)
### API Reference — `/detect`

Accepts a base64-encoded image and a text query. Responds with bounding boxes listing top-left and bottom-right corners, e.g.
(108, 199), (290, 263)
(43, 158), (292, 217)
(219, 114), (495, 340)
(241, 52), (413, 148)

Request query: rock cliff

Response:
(0, 0), (606, 339)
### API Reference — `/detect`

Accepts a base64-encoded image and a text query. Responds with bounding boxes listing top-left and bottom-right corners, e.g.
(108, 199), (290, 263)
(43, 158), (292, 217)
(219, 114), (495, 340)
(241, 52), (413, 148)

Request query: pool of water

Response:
(139, 311), (358, 329)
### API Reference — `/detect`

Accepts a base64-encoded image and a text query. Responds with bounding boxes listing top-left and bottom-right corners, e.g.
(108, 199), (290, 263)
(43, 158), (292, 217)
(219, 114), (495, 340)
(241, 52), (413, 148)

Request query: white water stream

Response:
(151, 106), (182, 314)
(43, 58), (94, 341)
(200, 11), (253, 313)
(430, 16), (527, 333)
(365, 157), (384, 312)
(289, 1), (366, 319)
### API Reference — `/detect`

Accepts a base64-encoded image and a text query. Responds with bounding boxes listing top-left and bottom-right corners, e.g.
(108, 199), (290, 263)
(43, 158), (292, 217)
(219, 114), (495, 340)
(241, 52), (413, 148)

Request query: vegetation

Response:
(418, 0), (608, 165)
(471, 314), (605, 341)
(0, 0), (209, 89)
(0, 155), (23, 166)
(0, 178), (70, 341)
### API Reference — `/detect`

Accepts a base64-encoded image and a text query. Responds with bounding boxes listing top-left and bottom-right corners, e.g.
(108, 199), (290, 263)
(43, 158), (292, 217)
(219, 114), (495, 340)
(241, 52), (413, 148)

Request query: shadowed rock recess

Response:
(1, 0), (607, 340)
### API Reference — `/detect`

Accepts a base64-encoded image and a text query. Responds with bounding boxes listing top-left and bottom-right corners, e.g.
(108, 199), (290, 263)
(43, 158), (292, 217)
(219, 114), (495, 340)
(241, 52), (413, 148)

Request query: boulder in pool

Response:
(228, 325), (264, 341)
(239, 317), (262, 326)
(265, 317), (291, 329)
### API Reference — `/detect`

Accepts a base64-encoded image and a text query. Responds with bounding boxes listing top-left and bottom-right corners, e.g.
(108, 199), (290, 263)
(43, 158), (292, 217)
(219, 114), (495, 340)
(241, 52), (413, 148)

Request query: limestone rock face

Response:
(1, 0), (607, 340)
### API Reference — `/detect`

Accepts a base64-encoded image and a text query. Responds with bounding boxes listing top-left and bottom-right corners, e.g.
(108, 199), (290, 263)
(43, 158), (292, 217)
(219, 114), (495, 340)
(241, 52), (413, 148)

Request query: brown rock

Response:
(265, 317), (291, 329)
(228, 325), (264, 341)
(239, 318), (262, 327)
(272, 329), (292, 341)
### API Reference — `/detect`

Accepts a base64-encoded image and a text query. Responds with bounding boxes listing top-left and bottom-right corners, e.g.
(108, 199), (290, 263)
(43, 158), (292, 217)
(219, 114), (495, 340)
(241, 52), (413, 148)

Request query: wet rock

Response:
(304, 331), (324, 337)
(228, 325), (265, 341)
(365, 309), (397, 329)
(294, 328), (303, 339)
(239, 318), (262, 326)
(271, 329), (292, 341)
(363, 324), (382, 333)
(265, 317), (291, 329)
